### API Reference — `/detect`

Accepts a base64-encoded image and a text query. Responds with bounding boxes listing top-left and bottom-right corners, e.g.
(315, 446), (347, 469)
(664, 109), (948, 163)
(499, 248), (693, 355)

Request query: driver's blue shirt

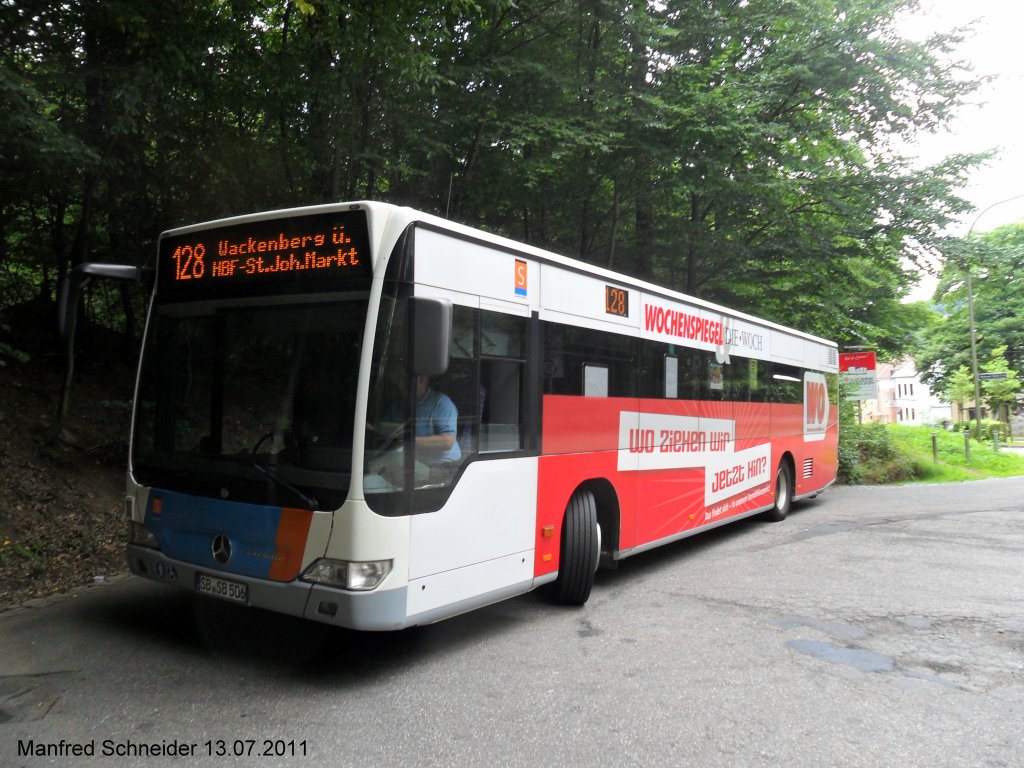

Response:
(416, 388), (461, 464)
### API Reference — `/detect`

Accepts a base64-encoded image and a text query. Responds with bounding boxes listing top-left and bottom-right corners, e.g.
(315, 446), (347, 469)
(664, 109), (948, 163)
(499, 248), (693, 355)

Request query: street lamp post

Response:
(963, 193), (1024, 439)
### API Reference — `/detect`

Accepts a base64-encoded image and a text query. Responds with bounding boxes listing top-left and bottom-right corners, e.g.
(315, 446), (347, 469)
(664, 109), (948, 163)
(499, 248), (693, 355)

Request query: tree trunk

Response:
(634, 175), (652, 282)
(607, 182), (620, 269)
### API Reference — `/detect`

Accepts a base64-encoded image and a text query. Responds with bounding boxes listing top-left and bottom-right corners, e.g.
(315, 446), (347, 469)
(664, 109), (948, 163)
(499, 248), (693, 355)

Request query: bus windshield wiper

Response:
(250, 460), (319, 509)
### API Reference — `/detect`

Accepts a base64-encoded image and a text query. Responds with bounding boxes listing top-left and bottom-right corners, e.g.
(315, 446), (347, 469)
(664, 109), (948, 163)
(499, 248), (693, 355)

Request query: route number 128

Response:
(172, 244), (206, 280)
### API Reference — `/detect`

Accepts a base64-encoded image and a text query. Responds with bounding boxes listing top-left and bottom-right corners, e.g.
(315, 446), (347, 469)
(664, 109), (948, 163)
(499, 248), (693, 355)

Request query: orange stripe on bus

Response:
(269, 507), (314, 582)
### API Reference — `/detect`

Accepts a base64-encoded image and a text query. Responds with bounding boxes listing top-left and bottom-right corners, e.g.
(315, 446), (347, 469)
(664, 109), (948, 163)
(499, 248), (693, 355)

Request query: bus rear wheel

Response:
(764, 461), (793, 522)
(554, 489), (600, 605)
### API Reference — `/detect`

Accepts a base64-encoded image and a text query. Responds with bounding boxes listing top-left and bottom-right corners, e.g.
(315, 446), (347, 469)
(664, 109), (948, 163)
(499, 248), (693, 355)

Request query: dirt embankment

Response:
(0, 300), (134, 611)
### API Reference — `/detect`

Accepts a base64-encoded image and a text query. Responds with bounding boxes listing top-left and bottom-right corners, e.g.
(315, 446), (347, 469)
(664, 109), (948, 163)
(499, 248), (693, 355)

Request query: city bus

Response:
(83, 201), (838, 630)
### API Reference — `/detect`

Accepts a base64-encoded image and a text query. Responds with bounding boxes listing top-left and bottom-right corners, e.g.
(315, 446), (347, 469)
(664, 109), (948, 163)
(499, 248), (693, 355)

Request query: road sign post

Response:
(839, 352), (878, 402)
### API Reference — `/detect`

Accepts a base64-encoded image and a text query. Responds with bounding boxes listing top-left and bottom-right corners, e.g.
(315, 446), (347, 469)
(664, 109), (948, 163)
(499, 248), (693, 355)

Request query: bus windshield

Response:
(131, 297), (369, 510)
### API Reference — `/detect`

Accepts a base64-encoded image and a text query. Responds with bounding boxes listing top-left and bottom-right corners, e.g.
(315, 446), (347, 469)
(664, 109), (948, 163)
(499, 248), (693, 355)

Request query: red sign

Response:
(839, 351), (878, 401)
(839, 351), (876, 372)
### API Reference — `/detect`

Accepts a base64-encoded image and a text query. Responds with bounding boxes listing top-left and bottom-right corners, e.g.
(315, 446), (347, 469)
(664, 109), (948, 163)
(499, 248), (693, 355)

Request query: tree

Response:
(419, 0), (983, 356)
(944, 365), (974, 415)
(0, 0), (987, 368)
(918, 223), (1024, 398)
(980, 345), (1021, 429)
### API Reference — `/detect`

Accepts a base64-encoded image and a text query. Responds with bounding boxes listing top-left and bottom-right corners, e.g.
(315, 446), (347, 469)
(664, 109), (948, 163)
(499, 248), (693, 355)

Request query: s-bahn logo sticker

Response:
(514, 259), (528, 297)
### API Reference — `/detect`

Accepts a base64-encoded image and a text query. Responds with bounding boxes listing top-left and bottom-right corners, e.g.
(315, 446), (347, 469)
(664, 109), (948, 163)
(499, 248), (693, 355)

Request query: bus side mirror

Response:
(58, 263), (153, 338)
(409, 296), (452, 376)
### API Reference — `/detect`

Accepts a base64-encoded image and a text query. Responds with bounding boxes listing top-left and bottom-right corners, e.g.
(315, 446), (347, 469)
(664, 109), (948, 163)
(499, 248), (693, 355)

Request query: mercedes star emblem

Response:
(211, 534), (232, 564)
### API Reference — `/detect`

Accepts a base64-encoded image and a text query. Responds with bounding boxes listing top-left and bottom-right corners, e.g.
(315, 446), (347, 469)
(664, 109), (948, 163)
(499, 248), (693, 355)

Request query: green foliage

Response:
(840, 418), (1024, 485)
(956, 419), (1009, 442)
(945, 365), (974, 406)
(890, 425), (1024, 481)
(0, 0), (985, 356)
(837, 393), (919, 484)
(0, 320), (30, 365)
(838, 418), (921, 485)
(837, 395), (862, 482)
(918, 223), (1024, 399)
(0, 319), (29, 364)
(980, 345), (1022, 420)
(0, 342), (30, 366)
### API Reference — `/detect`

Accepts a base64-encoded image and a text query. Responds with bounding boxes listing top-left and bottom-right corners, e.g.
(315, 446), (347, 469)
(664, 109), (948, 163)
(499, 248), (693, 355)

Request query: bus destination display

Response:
(157, 210), (372, 302)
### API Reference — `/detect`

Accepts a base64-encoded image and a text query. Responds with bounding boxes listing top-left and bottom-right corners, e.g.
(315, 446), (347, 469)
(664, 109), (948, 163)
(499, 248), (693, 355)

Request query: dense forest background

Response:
(1, 0), (987, 355)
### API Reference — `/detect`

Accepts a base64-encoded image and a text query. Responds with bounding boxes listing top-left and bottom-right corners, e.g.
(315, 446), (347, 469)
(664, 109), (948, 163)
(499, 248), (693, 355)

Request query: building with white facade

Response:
(860, 358), (950, 425)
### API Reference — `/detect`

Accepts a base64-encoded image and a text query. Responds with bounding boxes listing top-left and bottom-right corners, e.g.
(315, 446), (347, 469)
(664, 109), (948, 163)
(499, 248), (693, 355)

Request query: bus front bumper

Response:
(127, 545), (409, 631)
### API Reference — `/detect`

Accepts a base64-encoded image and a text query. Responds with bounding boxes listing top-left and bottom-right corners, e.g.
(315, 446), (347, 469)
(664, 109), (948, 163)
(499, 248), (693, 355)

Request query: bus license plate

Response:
(195, 573), (248, 604)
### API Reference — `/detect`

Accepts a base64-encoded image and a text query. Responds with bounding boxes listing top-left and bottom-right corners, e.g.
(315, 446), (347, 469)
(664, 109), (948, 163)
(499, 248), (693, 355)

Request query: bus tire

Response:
(765, 461), (793, 522)
(554, 489), (599, 605)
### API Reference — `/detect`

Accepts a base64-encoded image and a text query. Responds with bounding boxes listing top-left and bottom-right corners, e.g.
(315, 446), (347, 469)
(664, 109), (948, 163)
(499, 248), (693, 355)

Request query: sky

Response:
(899, 0), (1024, 232)
(896, 0), (1024, 298)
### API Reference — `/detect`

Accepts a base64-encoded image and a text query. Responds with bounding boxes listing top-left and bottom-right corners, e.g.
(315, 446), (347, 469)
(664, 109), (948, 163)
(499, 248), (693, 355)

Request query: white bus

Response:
(109, 201), (837, 629)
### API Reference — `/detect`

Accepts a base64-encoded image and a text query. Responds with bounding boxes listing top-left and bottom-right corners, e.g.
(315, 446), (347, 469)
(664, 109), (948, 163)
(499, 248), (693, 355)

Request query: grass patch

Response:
(840, 422), (1024, 484)
(889, 425), (1024, 482)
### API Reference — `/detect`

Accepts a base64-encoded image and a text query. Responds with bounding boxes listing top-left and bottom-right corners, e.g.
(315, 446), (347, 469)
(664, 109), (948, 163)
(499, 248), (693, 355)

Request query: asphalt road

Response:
(2, 478), (1023, 768)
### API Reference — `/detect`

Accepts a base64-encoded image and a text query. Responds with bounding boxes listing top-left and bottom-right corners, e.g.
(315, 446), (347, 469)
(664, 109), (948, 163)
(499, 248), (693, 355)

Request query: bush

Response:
(838, 420), (921, 484)
(838, 397), (923, 484)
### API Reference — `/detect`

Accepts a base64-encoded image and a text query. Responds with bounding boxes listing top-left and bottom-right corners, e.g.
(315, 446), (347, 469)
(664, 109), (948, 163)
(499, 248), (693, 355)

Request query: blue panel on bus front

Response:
(144, 489), (286, 580)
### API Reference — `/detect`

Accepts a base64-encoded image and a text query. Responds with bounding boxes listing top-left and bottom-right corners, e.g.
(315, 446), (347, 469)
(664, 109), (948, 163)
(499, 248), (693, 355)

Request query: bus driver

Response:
(411, 375), (461, 466)
(367, 375), (461, 488)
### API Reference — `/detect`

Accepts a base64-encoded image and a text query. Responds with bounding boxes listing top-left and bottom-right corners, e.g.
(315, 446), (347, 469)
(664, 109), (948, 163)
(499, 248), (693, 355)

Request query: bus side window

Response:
(749, 359), (767, 403)
(479, 311), (527, 453)
(542, 323), (638, 398)
(706, 355), (726, 399)
(771, 364), (803, 404)
(728, 357), (750, 402)
(677, 348), (703, 400)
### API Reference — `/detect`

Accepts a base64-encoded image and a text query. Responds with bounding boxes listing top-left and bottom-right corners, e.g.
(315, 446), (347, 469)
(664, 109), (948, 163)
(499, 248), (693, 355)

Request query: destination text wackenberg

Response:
(210, 226), (359, 278)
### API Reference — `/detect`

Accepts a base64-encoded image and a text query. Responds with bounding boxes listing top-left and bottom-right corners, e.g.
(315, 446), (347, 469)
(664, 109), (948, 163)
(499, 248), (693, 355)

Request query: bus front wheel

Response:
(554, 489), (600, 605)
(765, 461), (793, 522)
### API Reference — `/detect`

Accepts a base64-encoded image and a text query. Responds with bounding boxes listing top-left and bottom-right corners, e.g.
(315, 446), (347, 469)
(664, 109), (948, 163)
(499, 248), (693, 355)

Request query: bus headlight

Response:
(128, 521), (160, 549)
(301, 559), (393, 591)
